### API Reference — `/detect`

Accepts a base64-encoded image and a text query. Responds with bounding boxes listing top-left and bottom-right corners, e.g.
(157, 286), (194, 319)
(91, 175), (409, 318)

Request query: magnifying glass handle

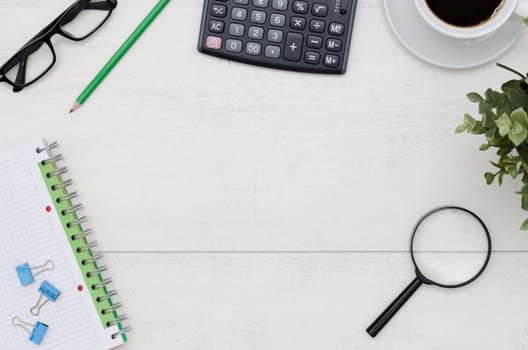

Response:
(366, 277), (423, 338)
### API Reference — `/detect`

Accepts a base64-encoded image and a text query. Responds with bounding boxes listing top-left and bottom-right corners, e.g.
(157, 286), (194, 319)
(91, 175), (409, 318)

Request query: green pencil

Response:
(70, 0), (171, 113)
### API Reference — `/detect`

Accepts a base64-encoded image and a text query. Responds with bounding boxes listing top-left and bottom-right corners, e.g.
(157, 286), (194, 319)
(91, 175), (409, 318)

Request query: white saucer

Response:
(384, 0), (525, 69)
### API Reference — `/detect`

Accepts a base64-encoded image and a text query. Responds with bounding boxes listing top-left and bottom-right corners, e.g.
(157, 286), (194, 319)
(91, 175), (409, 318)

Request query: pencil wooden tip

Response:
(70, 101), (81, 113)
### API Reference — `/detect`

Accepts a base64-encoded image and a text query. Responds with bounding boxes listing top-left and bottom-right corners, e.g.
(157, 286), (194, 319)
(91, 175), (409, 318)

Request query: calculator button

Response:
(267, 29), (284, 42)
(265, 45), (281, 58)
(304, 51), (320, 64)
(209, 20), (224, 33)
(306, 35), (322, 48)
(270, 13), (286, 27)
(272, 0), (288, 10)
(210, 4), (227, 18)
(205, 36), (223, 50)
(234, 0), (249, 3)
(329, 22), (345, 36)
(309, 20), (325, 33)
(246, 42), (262, 55)
(226, 39), (243, 52)
(284, 32), (303, 61)
(232, 7), (248, 21)
(312, 4), (328, 17)
(253, 0), (269, 7)
(293, 1), (308, 14)
(326, 38), (342, 52)
(323, 54), (339, 67)
(290, 16), (306, 30)
(248, 26), (264, 40)
(229, 23), (246, 36)
(251, 10), (267, 24)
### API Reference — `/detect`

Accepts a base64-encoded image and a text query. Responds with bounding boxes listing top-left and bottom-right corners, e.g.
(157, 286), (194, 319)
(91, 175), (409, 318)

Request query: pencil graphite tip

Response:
(70, 101), (81, 114)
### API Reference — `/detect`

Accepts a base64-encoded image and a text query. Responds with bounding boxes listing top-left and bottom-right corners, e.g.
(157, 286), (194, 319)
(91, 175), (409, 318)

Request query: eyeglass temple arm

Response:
(1, 0), (117, 82)
(85, 1), (117, 11)
(7, 0), (116, 56)
(14, 55), (28, 89)
(61, 0), (116, 27)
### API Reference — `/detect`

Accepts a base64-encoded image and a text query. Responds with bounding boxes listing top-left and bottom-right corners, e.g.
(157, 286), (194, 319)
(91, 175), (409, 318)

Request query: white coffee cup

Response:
(415, 0), (528, 39)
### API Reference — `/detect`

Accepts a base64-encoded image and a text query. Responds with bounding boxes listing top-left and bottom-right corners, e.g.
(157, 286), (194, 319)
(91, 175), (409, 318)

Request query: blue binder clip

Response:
(12, 317), (49, 345)
(30, 280), (61, 316)
(15, 260), (54, 286)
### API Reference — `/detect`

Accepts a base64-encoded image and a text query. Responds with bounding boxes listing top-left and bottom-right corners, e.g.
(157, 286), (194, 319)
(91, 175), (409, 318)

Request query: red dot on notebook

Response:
(77, 285), (84, 292)
(45, 206), (52, 213)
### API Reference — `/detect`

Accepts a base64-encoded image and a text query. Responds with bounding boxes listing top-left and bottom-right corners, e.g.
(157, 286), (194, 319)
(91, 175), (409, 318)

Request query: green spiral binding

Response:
(38, 147), (128, 343)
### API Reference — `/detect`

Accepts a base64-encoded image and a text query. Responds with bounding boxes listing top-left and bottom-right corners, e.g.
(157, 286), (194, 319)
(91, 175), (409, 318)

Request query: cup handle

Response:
(515, 0), (528, 19)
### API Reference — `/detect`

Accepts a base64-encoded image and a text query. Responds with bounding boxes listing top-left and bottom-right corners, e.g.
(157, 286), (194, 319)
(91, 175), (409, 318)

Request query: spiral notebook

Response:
(0, 139), (129, 349)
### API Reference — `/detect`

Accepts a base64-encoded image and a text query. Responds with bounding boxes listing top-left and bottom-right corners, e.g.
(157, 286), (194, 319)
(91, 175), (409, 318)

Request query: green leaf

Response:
(498, 172), (504, 185)
(496, 113), (512, 136)
(486, 127), (498, 141)
(522, 195), (528, 211)
(510, 108), (528, 127)
(479, 143), (490, 151)
(497, 98), (513, 116)
(464, 113), (476, 125)
(510, 121), (524, 135)
(497, 147), (513, 156)
(484, 172), (495, 185)
(523, 162), (528, 174)
(455, 124), (468, 133)
(467, 92), (483, 103)
(506, 164), (518, 178)
(508, 88), (528, 109)
(521, 219), (528, 230)
(490, 161), (503, 169)
(483, 111), (497, 128)
(504, 156), (521, 164)
(479, 101), (492, 114)
(485, 88), (503, 105)
(502, 79), (521, 91)
(469, 121), (485, 134)
(509, 122), (528, 146)
(524, 17), (528, 26)
(520, 185), (528, 195)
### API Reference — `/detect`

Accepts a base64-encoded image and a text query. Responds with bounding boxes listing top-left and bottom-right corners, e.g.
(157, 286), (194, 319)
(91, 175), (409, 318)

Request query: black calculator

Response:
(198, 0), (358, 74)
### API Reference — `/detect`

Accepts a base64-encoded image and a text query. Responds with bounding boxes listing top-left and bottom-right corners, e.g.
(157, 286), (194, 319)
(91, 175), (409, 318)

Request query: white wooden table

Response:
(1, 0), (528, 348)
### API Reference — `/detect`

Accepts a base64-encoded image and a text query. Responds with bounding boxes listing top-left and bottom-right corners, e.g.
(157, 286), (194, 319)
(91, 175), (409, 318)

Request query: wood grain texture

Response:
(1, 1), (528, 348)
(0, 0), (528, 251)
(105, 252), (528, 350)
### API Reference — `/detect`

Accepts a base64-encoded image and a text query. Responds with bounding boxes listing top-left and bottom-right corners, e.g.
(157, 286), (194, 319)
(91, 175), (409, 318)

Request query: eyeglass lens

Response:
(0, 0), (115, 90)
(3, 42), (55, 87)
(61, 2), (113, 40)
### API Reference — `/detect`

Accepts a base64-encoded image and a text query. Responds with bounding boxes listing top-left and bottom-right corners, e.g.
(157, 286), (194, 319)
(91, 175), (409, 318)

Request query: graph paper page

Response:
(0, 141), (119, 350)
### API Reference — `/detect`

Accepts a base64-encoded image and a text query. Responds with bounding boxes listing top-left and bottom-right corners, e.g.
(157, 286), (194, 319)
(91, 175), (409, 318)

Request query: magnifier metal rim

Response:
(410, 206), (492, 289)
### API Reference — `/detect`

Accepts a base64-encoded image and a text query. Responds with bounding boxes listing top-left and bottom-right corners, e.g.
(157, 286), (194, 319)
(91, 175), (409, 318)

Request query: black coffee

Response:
(425, 0), (504, 27)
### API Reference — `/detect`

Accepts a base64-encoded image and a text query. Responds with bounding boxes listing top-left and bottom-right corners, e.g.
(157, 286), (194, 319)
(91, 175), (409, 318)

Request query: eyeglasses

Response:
(0, 0), (117, 92)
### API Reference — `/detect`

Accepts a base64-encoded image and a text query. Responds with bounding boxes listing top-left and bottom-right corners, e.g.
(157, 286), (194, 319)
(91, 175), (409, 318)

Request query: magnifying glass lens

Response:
(412, 209), (490, 286)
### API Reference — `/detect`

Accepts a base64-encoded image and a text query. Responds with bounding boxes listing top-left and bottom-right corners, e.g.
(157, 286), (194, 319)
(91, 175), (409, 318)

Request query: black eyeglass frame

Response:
(0, 0), (117, 92)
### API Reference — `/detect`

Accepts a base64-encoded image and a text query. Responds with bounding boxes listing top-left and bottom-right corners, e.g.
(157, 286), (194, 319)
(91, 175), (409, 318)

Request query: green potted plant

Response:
(456, 63), (528, 229)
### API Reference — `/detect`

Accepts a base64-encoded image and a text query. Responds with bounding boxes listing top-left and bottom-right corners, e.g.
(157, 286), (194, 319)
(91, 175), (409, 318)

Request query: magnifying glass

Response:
(366, 206), (492, 338)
